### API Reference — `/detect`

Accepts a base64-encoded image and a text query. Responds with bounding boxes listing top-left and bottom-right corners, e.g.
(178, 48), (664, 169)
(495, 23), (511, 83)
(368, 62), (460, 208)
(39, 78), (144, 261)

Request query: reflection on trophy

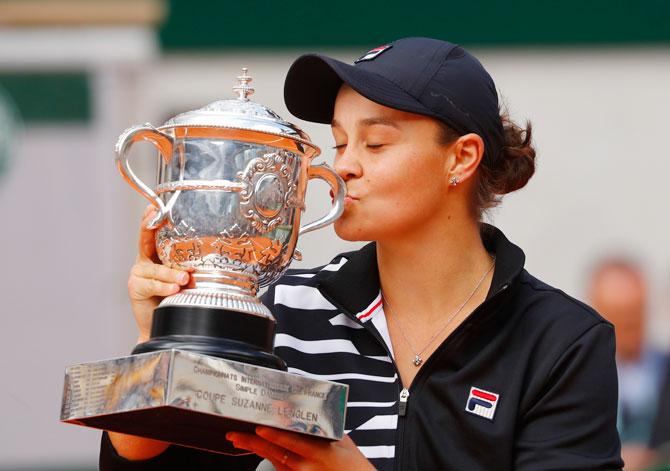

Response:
(118, 67), (343, 368)
(60, 69), (349, 454)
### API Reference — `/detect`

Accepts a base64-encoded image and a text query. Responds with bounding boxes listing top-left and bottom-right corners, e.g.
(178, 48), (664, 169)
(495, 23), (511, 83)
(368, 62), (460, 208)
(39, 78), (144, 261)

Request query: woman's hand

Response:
(226, 427), (375, 471)
(127, 205), (191, 342)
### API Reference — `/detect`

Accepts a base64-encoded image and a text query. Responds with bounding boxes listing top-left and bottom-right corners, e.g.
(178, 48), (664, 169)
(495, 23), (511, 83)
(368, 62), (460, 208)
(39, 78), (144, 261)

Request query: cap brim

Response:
(284, 54), (438, 124)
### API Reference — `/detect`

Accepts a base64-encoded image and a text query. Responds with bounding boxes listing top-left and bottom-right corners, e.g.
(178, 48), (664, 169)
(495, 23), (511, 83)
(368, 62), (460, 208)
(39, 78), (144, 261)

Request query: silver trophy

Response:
(60, 69), (348, 454)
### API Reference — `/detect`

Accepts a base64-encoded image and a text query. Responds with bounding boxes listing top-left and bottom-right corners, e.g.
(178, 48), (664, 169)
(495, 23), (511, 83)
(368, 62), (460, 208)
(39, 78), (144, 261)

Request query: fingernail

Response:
(179, 273), (189, 284)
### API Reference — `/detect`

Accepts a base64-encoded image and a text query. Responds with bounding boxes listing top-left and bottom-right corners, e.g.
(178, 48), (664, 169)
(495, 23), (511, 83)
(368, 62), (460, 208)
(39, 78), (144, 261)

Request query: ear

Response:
(446, 133), (485, 185)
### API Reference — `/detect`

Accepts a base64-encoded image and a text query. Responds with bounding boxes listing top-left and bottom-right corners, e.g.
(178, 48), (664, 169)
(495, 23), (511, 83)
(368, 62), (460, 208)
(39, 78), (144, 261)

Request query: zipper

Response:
(395, 387), (409, 471)
(320, 290), (411, 471)
(398, 388), (410, 416)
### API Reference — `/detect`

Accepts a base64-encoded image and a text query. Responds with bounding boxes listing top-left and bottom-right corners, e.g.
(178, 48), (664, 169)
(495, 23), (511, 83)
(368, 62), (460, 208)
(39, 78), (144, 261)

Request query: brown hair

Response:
(437, 111), (536, 219)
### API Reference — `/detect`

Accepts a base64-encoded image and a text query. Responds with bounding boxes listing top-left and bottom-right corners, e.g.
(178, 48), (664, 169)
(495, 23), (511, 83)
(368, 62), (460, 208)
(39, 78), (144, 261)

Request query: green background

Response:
(0, 72), (90, 124)
(159, 0), (670, 50)
(3, 0), (669, 124)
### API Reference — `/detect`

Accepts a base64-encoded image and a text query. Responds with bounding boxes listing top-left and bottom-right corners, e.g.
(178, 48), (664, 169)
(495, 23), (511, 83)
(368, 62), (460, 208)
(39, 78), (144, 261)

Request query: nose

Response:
(333, 147), (362, 182)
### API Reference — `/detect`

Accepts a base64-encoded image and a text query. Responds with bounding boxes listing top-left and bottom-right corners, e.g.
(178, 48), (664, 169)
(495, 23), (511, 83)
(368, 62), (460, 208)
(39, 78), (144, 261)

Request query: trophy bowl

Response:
(114, 69), (345, 368)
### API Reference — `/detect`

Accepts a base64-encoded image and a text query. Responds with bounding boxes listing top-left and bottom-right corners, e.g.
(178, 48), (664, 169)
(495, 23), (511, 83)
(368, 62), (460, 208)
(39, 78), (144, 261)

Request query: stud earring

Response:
(449, 176), (460, 186)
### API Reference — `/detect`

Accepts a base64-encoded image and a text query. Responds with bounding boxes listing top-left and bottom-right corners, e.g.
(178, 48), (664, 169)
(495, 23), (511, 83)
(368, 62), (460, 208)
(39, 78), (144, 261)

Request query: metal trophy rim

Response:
(154, 123), (321, 157)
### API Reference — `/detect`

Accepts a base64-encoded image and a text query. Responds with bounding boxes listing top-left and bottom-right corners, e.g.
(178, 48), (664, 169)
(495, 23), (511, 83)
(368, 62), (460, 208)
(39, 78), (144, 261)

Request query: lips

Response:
(330, 189), (358, 205)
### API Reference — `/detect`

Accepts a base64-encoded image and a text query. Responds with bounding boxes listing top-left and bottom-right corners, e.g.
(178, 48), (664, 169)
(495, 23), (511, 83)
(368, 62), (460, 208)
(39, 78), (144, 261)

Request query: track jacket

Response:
(100, 224), (623, 470)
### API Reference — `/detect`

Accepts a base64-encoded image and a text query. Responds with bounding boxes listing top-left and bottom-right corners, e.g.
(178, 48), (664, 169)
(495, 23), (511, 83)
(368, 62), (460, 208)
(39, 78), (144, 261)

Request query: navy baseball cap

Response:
(283, 37), (505, 165)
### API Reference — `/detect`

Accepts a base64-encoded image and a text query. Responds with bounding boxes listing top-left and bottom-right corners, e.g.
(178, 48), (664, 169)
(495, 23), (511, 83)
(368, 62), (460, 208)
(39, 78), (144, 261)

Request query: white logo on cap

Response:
(354, 44), (392, 63)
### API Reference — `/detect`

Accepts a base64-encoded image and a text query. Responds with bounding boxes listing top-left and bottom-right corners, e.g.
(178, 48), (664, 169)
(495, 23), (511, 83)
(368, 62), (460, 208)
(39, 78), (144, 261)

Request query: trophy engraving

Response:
(61, 69), (348, 454)
(239, 150), (298, 233)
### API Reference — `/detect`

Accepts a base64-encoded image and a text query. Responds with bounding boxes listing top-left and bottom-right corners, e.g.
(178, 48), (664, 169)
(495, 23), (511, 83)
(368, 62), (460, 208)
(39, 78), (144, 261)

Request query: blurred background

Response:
(0, 0), (668, 469)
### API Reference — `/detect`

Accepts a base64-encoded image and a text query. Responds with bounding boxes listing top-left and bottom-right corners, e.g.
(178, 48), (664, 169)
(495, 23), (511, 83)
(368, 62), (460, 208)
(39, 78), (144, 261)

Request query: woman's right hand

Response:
(128, 205), (191, 342)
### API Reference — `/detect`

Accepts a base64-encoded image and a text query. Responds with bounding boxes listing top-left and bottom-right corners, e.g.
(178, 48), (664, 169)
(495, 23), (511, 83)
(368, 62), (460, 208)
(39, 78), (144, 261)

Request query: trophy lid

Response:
(160, 68), (318, 153)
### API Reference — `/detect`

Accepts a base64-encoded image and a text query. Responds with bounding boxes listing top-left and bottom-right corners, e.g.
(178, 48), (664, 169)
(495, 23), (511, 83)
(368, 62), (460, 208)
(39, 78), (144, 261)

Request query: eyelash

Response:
(331, 144), (384, 150)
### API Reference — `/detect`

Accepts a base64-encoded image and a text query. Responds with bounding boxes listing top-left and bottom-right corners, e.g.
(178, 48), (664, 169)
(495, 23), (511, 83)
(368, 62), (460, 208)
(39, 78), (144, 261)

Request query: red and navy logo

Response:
(354, 44), (392, 63)
(465, 386), (500, 420)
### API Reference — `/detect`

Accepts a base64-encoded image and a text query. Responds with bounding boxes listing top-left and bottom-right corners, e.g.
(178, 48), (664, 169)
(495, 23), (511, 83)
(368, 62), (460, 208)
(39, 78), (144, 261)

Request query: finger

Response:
(267, 459), (292, 471)
(227, 433), (304, 470)
(131, 263), (190, 285)
(129, 277), (180, 300)
(137, 206), (159, 262)
(141, 204), (156, 220)
(255, 426), (326, 460)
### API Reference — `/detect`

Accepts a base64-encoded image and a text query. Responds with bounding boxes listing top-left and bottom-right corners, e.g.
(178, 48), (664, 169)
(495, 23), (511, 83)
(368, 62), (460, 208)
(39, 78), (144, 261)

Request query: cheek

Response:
(377, 158), (445, 216)
(335, 178), (444, 241)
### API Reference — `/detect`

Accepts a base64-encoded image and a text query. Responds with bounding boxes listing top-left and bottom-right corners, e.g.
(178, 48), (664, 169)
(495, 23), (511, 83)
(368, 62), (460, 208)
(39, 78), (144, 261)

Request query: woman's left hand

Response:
(226, 426), (375, 471)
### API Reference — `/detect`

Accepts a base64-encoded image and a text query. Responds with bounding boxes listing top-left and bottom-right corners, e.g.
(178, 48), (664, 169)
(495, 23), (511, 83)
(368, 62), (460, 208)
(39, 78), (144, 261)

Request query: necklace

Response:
(382, 256), (496, 367)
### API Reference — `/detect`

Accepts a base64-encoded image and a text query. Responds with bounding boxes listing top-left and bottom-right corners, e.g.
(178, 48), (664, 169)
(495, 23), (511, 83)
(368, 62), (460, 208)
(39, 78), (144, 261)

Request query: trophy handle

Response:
(298, 163), (345, 236)
(115, 123), (175, 229)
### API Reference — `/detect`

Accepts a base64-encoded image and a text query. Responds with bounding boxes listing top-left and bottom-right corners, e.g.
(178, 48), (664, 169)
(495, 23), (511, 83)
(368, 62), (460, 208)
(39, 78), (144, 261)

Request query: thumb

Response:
(137, 205), (159, 262)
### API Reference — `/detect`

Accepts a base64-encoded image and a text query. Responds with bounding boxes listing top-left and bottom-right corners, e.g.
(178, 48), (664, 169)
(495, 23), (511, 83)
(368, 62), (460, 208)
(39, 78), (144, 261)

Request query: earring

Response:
(449, 176), (460, 186)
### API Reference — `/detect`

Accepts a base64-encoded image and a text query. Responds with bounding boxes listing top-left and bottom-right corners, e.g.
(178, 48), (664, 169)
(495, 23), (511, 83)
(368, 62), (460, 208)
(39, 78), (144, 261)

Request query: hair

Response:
(437, 111), (536, 219)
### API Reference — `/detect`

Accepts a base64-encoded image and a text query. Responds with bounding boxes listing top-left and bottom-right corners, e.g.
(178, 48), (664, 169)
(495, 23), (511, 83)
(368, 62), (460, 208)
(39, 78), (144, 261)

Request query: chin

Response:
(334, 218), (374, 242)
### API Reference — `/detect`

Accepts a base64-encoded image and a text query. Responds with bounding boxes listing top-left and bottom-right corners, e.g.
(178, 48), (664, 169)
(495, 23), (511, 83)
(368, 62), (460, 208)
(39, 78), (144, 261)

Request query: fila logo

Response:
(465, 386), (499, 420)
(354, 44), (392, 63)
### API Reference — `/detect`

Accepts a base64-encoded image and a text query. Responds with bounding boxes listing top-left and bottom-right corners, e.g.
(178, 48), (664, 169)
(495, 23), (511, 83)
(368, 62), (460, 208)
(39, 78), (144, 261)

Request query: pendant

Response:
(413, 355), (422, 367)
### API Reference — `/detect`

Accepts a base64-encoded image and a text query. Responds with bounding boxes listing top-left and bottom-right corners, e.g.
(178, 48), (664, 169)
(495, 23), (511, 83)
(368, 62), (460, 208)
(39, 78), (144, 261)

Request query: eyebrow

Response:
(331, 117), (401, 130)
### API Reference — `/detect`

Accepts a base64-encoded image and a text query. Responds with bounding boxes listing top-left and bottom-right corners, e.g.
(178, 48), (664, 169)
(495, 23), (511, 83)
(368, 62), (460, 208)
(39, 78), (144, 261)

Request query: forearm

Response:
(107, 431), (170, 461)
(103, 335), (169, 460)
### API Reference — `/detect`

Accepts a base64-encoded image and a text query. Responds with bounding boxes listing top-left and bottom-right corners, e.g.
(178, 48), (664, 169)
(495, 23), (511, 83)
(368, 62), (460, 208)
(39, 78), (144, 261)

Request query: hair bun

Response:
(491, 117), (536, 194)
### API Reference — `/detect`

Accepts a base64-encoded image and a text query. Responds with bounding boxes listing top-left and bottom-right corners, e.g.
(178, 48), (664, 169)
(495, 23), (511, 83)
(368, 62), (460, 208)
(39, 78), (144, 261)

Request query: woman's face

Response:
(331, 85), (455, 242)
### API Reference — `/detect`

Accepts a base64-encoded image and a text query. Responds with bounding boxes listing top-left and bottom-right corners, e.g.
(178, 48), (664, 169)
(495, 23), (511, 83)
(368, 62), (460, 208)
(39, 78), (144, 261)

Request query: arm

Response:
(104, 206), (187, 462)
(100, 431), (262, 471)
(105, 432), (170, 463)
(101, 206), (265, 469)
(514, 323), (624, 470)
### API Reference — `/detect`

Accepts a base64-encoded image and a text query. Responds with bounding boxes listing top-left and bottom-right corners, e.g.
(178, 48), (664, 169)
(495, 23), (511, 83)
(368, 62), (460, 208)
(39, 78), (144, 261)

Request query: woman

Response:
(101, 37), (623, 470)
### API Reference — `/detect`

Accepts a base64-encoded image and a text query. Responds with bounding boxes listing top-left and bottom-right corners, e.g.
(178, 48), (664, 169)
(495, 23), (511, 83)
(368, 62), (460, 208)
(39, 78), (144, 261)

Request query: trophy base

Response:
(133, 304), (286, 371)
(61, 350), (348, 455)
(88, 404), (261, 455)
(133, 336), (286, 371)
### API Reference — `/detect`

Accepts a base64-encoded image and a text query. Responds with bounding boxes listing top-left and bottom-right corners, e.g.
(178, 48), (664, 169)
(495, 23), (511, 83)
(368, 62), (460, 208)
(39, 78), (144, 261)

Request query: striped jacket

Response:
(100, 225), (623, 470)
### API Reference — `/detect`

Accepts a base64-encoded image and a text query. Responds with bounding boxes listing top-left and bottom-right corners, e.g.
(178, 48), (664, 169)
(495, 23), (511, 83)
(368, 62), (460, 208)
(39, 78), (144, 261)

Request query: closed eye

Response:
(332, 144), (347, 150)
(366, 144), (384, 149)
